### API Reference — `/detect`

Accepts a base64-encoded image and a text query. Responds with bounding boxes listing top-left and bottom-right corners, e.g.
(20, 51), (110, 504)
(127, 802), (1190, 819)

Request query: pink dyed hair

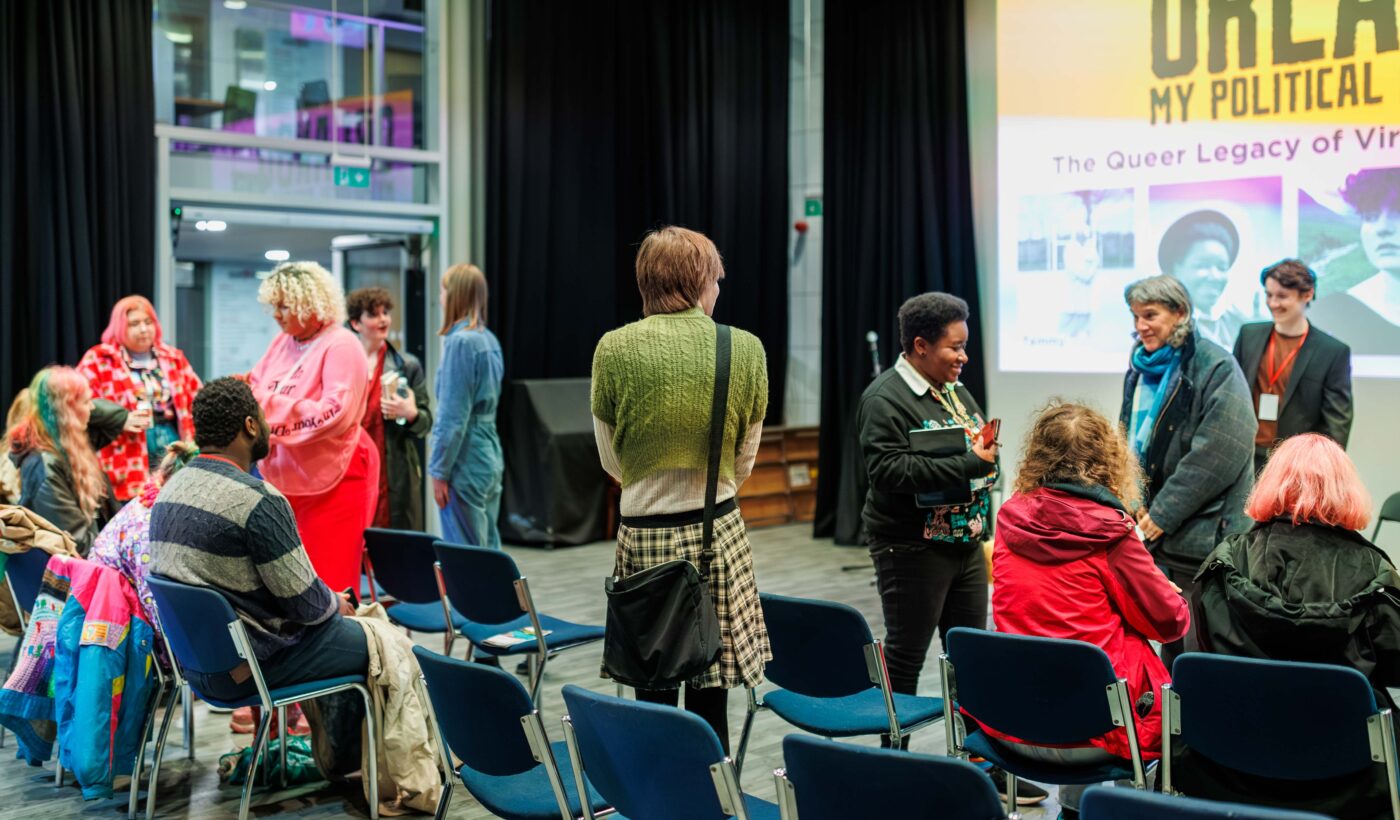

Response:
(100, 295), (163, 348)
(1246, 434), (1372, 531)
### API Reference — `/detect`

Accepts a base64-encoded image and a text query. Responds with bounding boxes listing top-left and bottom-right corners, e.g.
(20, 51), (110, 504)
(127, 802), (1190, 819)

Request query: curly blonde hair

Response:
(1014, 401), (1142, 508)
(258, 261), (346, 324)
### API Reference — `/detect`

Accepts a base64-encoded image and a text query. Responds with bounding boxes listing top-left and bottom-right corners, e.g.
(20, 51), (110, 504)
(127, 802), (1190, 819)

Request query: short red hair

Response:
(101, 295), (163, 348)
(1247, 434), (1372, 531)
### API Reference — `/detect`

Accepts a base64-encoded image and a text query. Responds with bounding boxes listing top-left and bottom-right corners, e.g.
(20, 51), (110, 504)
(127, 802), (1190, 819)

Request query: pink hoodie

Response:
(248, 325), (369, 496)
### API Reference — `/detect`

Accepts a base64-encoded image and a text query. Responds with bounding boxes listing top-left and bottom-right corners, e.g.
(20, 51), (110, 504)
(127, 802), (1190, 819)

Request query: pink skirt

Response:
(286, 428), (380, 592)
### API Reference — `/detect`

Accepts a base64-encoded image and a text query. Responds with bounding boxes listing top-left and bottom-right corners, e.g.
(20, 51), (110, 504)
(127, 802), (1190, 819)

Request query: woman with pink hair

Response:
(8, 367), (124, 553)
(1197, 434), (1400, 698)
(1194, 436), (1399, 820)
(77, 295), (202, 502)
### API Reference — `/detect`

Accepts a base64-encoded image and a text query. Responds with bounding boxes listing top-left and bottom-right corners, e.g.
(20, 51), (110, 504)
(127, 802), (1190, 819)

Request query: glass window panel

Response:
(154, 0), (431, 150)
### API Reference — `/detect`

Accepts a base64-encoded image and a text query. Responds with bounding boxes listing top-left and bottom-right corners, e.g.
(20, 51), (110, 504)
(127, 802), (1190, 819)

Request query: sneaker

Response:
(230, 706), (255, 734)
(987, 767), (1050, 806)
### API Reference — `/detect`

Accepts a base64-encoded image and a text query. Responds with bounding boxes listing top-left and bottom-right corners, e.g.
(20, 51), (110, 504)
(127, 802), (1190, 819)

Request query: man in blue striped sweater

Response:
(149, 377), (364, 703)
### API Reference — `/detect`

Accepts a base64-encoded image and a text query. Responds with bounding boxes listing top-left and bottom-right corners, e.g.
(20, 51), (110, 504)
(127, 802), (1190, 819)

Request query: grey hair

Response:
(1124, 274), (1194, 348)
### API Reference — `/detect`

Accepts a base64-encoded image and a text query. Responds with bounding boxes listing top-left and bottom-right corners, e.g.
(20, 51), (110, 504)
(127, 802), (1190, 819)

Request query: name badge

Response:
(1258, 393), (1280, 422)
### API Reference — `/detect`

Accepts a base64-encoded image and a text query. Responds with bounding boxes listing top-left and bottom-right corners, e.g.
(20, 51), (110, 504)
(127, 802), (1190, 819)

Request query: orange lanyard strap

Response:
(1263, 326), (1308, 390)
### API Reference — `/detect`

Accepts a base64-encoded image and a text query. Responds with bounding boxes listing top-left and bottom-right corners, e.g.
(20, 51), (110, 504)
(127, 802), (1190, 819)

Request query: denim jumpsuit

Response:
(428, 321), (505, 549)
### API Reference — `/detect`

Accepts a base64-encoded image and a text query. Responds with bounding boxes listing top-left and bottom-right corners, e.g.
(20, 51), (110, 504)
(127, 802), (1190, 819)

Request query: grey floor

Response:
(0, 525), (1062, 819)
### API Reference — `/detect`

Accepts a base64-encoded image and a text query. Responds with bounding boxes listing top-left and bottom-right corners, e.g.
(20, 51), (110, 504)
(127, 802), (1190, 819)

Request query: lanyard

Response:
(929, 385), (976, 433)
(1263, 326), (1308, 390)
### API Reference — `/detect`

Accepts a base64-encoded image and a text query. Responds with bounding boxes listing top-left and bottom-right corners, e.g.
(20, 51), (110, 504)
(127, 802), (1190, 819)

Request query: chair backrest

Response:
(364, 528), (442, 605)
(413, 645), (538, 777)
(6, 548), (53, 616)
(433, 541), (526, 625)
(561, 684), (729, 820)
(1375, 491), (1400, 539)
(945, 627), (1119, 745)
(782, 734), (1002, 819)
(1171, 653), (1380, 781)
(1080, 785), (1333, 819)
(146, 575), (246, 677)
(761, 592), (878, 697)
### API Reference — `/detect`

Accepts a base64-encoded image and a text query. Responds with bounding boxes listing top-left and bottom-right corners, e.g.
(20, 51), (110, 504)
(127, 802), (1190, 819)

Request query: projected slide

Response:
(997, 0), (1400, 376)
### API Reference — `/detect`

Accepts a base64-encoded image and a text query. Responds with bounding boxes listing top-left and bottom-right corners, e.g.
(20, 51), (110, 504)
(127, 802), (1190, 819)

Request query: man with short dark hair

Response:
(149, 377), (364, 705)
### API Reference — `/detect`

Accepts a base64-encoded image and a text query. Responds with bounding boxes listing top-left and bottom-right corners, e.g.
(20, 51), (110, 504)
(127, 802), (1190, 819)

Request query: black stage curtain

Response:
(0, 0), (155, 403)
(813, 0), (983, 542)
(486, 0), (788, 422)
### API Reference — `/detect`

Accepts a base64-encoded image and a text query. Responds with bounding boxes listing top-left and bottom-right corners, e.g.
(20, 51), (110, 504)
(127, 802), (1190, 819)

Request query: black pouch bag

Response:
(601, 323), (731, 690)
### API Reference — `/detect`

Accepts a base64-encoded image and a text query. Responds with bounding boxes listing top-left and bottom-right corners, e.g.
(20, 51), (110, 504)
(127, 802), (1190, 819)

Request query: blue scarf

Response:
(1128, 344), (1181, 460)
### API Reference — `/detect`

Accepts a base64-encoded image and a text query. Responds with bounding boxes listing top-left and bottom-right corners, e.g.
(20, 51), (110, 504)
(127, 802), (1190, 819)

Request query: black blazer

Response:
(1232, 322), (1353, 448)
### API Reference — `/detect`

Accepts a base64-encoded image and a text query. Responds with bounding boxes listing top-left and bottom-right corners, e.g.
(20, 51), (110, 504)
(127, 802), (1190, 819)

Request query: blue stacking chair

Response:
(560, 685), (779, 820)
(774, 734), (1004, 820)
(4, 546), (52, 629)
(364, 528), (466, 653)
(1163, 654), (1400, 819)
(1080, 786), (1334, 820)
(414, 646), (607, 820)
(146, 576), (379, 820)
(736, 593), (944, 773)
(941, 628), (1148, 814)
(433, 541), (605, 703)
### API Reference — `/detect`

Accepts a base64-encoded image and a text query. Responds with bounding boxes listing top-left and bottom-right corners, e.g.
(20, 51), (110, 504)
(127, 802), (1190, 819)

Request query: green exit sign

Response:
(334, 166), (371, 188)
(804, 197), (822, 217)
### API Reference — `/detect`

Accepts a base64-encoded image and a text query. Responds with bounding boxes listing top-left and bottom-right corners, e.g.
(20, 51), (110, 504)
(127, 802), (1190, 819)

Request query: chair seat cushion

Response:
(459, 740), (608, 820)
(738, 793), (780, 820)
(963, 730), (1137, 785)
(198, 674), (367, 710)
(461, 614), (606, 656)
(763, 688), (944, 737)
(387, 601), (468, 633)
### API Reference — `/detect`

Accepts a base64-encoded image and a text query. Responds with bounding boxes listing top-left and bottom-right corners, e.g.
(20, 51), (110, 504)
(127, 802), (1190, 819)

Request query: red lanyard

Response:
(1263, 326), (1308, 390)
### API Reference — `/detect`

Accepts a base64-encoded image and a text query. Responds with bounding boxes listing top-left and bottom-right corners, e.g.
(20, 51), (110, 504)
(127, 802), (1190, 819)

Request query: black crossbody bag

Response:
(601, 323), (731, 690)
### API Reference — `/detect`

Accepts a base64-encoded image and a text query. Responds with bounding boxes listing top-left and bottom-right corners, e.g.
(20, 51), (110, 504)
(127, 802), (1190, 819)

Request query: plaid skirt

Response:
(605, 508), (771, 689)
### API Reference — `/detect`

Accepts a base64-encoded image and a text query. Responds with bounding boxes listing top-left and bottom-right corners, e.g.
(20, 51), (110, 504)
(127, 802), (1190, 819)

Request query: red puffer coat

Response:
(988, 484), (1190, 760)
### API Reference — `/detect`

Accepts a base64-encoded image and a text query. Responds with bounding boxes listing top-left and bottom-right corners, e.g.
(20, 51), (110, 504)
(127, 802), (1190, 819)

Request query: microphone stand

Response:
(841, 330), (883, 577)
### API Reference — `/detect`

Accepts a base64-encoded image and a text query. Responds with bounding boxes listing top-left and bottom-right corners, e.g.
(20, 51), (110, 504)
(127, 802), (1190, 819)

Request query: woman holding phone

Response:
(854, 296), (1017, 754)
(77, 296), (202, 503)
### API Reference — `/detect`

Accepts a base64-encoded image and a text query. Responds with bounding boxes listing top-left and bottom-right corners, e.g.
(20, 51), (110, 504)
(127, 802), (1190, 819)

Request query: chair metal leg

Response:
(277, 705), (288, 789)
(433, 780), (454, 820)
(357, 685), (381, 820)
(1006, 772), (1021, 820)
(146, 686), (183, 820)
(129, 681), (167, 820)
(735, 688), (759, 775)
(238, 709), (273, 820)
(1, 724), (6, 748)
(54, 761), (63, 786)
(182, 683), (194, 760)
(527, 654), (543, 704)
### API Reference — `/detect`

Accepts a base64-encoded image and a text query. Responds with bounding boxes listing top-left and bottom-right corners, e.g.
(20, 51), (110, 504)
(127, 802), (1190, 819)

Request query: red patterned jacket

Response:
(76, 343), (201, 501)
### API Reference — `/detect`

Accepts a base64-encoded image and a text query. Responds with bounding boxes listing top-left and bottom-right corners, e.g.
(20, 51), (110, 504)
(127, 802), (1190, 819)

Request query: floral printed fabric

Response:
(88, 496), (166, 665)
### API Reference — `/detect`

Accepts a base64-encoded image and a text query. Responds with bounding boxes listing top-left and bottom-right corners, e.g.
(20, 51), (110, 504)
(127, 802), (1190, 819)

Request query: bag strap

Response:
(700, 323), (732, 577)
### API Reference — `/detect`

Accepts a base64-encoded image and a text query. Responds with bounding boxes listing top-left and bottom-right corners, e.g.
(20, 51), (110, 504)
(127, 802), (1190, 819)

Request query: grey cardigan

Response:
(1120, 332), (1257, 569)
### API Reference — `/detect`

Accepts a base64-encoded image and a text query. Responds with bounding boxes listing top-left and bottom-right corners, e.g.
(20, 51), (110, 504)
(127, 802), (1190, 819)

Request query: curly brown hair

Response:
(1013, 401), (1142, 508)
(346, 286), (394, 326)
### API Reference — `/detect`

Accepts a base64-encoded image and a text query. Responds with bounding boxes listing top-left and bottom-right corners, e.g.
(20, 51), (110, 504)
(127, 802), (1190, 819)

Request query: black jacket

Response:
(1232, 321), (1353, 449)
(1189, 520), (1400, 819)
(1196, 520), (1400, 703)
(380, 344), (433, 532)
(856, 365), (997, 546)
(11, 399), (127, 554)
(1119, 332), (1256, 568)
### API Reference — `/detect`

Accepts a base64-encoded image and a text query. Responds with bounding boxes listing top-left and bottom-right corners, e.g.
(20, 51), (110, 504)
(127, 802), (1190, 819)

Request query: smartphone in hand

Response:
(978, 418), (1001, 449)
(341, 586), (360, 609)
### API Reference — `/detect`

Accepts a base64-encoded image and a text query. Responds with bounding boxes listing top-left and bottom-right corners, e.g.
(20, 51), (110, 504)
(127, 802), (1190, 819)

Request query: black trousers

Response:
(1156, 561), (1202, 670)
(870, 542), (988, 697)
(635, 685), (731, 754)
(188, 614), (370, 703)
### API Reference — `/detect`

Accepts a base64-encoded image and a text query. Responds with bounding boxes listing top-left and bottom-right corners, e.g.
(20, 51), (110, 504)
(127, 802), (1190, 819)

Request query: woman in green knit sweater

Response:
(591, 225), (770, 751)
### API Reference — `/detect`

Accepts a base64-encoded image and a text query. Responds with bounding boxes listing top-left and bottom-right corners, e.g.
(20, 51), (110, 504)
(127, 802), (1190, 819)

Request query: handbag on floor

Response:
(601, 323), (731, 690)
